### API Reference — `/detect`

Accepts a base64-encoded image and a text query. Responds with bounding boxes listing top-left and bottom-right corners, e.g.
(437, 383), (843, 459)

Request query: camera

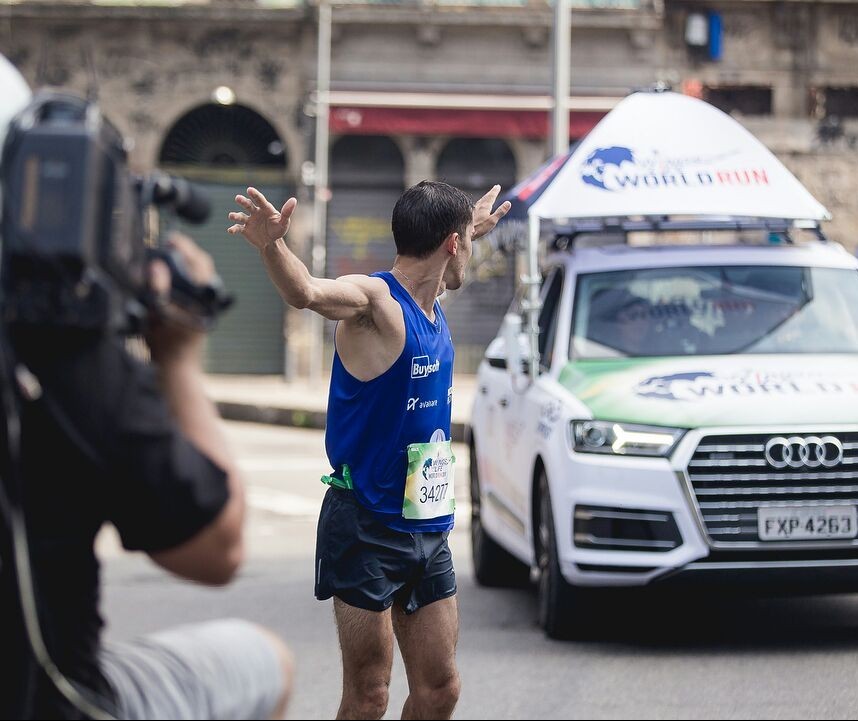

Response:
(0, 90), (232, 333)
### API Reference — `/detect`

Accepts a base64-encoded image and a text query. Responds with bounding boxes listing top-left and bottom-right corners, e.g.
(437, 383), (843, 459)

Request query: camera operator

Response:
(0, 55), (292, 720)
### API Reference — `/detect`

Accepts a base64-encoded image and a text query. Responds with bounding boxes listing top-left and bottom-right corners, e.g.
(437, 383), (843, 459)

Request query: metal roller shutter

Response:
(171, 180), (288, 374)
(327, 136), (404, 279)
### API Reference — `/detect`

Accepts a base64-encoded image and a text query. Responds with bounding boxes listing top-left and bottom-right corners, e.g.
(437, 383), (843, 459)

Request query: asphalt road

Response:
(99, 422), (858, 720)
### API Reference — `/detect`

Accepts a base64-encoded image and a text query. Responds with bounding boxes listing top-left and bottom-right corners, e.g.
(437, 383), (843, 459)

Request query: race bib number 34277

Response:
(403, 441), (456, 520)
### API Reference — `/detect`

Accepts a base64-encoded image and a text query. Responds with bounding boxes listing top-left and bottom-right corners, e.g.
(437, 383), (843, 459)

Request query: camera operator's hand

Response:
(146, 232), (215, 366)
(228, 187), (298, 252)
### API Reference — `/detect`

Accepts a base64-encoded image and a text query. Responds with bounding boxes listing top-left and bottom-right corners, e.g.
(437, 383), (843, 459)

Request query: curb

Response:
(216, 401), (471, 443)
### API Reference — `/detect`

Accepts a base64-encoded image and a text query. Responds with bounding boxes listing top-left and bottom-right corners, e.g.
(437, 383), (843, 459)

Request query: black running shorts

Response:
(314, 487), (457, 614)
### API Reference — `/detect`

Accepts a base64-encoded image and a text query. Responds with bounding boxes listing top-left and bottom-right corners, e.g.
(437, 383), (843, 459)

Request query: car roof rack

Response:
(550, 216), (827, 251)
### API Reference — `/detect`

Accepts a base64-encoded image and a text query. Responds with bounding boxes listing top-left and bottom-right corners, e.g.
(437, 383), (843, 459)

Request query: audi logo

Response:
(764, 435), (845, 469)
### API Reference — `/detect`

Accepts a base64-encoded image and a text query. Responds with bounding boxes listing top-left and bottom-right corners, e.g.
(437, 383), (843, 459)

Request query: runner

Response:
(228, 180), (510, 720)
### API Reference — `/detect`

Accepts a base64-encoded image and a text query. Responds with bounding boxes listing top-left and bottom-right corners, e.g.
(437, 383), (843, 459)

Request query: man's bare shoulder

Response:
(336, 274), (402, 333)
(335, 274), (391, 298)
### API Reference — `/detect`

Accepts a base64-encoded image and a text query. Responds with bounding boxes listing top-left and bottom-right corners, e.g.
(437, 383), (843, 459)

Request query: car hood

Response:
(558, 355), (858, 428)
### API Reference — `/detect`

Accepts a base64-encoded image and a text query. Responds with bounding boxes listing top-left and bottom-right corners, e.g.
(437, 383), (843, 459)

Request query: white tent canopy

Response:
(529, 91), (830, 223)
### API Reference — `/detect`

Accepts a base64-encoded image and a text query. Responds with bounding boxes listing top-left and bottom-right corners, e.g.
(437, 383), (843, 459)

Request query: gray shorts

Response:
(100, 619), (284, 720)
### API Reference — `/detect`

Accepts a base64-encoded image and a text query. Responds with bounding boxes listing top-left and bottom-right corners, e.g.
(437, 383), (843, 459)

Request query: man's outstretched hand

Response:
(228, 187), (298, 251)
(473, 185), (512, 240)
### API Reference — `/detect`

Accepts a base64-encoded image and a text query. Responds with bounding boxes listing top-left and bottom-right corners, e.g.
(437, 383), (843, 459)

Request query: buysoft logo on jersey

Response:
(411, 355), (440, 379)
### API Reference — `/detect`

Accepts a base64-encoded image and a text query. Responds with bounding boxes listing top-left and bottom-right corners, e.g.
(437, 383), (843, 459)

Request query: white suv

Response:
(469, 233), (858, 638)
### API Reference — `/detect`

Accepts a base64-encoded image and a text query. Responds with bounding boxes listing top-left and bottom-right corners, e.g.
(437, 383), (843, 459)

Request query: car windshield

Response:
(572, 265), (858, 358)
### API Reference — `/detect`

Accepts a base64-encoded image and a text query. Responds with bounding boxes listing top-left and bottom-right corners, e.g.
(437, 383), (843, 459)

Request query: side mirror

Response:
(501, 312), (525, 383)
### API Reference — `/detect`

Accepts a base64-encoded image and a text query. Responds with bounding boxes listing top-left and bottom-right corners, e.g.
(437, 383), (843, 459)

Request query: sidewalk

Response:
(205, 373), (477, 442)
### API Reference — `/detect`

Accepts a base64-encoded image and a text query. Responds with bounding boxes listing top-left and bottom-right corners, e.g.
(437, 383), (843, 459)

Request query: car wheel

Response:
(470, 440), (530, 588)
(536, 469), (598, 640)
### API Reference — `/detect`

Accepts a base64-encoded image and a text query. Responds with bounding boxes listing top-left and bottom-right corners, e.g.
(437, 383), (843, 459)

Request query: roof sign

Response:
(526, 91), (830, 223)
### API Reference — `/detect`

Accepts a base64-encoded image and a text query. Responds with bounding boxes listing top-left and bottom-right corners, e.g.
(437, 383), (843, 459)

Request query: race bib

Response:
(402, 441), (456, 520)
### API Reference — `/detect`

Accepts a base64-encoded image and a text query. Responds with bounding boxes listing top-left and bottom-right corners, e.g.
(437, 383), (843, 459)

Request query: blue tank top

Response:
(325, 271), (455, 533)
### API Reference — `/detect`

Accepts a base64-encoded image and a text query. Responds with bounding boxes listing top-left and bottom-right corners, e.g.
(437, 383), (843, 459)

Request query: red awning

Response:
(330, 106), (605, 139)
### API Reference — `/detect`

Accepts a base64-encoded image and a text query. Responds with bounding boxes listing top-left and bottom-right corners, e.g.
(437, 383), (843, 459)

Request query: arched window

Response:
(436, 138), (517, 192)
(331, 135), (405, 189)
(159, 104), (287, 167)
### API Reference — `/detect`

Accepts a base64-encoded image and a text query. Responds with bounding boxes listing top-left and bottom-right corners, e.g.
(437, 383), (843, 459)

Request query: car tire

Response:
(470, 440), (531, 588)
(536, 469), (599, 640)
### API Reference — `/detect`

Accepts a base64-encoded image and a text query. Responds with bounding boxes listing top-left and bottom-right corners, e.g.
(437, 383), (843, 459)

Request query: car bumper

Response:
(656, 558), (858, 595)
(556, 425), (858, 590)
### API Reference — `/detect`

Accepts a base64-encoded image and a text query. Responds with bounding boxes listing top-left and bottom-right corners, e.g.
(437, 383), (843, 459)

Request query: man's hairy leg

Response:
(392, 596), (460, 720)
(334, 599), (395, 721)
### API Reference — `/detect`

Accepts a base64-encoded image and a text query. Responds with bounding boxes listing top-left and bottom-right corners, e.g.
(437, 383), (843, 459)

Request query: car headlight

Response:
(570, 420), (685, 457)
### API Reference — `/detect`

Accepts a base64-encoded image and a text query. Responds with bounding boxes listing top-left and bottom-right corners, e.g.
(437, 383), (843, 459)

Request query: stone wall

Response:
(1, 7), (308, 176)
(4, 1), (858, 375)
(783, 150), (858, 249)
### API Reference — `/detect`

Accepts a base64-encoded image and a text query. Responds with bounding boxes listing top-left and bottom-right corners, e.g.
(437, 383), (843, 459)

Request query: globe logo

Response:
(581, 146), (636, 191)
(636, 372), (717, 401)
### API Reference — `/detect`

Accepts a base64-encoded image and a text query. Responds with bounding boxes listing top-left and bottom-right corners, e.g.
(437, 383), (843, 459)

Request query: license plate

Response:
(758, 506), (858, 541)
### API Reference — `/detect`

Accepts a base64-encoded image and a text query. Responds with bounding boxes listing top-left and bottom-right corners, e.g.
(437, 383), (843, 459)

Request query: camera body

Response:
(0, 91), (231, 333)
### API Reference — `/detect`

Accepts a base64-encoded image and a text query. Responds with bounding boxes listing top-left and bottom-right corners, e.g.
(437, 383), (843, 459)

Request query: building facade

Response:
(3, 0), (857, 373)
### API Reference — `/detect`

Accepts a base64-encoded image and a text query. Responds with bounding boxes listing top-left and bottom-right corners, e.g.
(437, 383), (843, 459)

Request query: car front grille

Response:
(686, 432), (858, 545)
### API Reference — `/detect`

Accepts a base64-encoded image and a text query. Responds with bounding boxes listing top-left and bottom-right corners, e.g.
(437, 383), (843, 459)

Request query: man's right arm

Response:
(259, 237), (391, 323)
(229, 189), (396, 328)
